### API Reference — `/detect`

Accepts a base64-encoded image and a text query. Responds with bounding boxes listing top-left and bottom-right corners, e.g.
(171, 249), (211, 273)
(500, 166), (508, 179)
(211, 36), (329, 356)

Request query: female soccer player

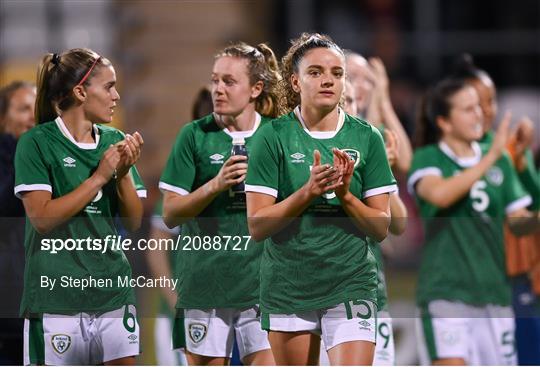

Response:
(14, 48), (146, 365)
(453, 54), (540, 365)
(409, 78), (540, 365)
(160, 42), (279, 366)
(245, 33), (397, 365)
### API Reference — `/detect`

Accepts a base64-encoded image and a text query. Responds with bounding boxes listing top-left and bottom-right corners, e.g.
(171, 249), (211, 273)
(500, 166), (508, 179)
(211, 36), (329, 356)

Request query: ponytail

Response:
(216, 42), (282, 118)
(34, 48), (110, 124)
(35, 54), (57, 124)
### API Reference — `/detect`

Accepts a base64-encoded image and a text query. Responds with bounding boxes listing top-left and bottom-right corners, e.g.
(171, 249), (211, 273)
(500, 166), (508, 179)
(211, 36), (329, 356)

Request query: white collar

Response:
(294, 106), (345, 139)
(55, 116), (100, 150)
(214, 112), (262, 139)
(438, 140), (482, 167)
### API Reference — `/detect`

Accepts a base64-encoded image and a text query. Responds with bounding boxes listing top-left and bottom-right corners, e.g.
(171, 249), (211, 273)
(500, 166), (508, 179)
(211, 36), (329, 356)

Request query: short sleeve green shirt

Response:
(245, 108), (397, 314)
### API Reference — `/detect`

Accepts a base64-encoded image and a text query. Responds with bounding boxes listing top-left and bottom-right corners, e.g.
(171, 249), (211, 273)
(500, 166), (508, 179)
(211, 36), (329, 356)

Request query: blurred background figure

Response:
(345, 52), (412, 175)
(453, 54), (540, 366)
(410, 77), (539, 365)
(0, 80), (35, 365)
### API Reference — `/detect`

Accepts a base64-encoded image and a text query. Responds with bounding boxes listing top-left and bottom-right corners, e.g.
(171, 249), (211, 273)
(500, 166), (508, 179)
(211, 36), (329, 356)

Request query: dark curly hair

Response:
(278, 33), (344, 114)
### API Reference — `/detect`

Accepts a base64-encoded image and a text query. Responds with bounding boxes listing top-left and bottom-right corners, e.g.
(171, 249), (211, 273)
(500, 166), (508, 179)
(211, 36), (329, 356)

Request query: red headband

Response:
(76, 56), (101, 86)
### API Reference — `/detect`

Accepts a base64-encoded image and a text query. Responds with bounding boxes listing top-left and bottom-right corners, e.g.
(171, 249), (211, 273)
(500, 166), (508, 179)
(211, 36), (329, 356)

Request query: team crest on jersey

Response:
(209, 153), (224, 164)
(189, 323), (207, 343)
(63, 156), (76, 167)
(486, 166), (503, 186)
(290, 152), (305, 163)
(342, 149), (360, 168)
(51, 334), (71, 354)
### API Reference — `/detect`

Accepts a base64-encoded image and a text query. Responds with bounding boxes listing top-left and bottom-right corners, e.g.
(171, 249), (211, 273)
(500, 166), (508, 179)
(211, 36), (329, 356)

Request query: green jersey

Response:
(479, 130), (494, 145)
(14, 117), (146, 315)
(407, 141), (531, 307)
(245, 108), (397, 314)
(159, 113), (267, 309)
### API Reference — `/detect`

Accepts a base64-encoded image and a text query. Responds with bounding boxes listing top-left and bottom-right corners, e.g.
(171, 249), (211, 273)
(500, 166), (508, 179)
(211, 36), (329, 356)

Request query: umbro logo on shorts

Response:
(358, 320), (371, 330)
(189, 323), (207, 343)
(63, 156), (76, 167)
(51, 334), (71, 354)
(290, 152), (305, 163)
(209, 153), (224, 164)
(128, 333), (138, 345)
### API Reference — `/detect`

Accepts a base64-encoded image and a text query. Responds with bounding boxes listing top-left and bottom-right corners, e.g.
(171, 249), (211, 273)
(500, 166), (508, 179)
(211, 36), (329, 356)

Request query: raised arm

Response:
(368, 57), (413, 174)
(415, 113), (511, 208)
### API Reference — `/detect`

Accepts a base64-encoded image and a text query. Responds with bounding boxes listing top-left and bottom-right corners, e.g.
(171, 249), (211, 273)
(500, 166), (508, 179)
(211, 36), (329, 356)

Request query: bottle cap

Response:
(232, 136), (245, 145)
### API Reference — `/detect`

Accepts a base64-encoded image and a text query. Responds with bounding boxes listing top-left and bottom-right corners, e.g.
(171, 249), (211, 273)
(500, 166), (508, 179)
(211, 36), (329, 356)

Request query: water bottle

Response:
(231, 137), (248, 193)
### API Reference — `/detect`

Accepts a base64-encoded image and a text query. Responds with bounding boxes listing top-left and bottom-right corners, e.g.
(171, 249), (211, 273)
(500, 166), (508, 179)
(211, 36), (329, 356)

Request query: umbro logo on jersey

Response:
(63, 156), (76, 167)
(290, 152), (305, 163)
(209, 153), (224, 164)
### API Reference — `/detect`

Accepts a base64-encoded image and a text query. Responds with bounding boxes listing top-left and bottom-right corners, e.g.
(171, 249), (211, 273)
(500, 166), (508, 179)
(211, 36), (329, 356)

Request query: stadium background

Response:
(0, 0), (538, 364)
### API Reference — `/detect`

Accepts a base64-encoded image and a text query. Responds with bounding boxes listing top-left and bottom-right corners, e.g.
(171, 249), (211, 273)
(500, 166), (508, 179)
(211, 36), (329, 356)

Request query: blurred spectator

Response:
(0, 81), (36, 217)
(0, 80), (36, 365)
(345, 52), (412, 174)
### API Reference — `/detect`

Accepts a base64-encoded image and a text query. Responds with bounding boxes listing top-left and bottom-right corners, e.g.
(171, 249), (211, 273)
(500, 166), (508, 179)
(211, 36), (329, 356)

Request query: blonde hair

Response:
(216, 42), (282, 118)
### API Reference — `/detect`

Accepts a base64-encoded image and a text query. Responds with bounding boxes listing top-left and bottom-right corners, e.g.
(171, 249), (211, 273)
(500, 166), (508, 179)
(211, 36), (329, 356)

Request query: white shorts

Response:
(416, 300), (517, 365)
(23, 305), (140, 365)
(319, 309), (393, 365)
(374, 311), (395, 365)
(173, 305), (270, 360)
(262, 300), (377, 351)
